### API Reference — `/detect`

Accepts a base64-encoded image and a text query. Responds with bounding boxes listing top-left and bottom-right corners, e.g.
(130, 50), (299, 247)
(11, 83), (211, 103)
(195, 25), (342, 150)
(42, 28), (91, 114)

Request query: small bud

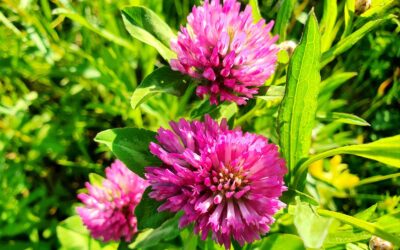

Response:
(369, 236), (394, 250)
(355, 0), (372, 15)
(277, 41), (297, 64)
(279, 40), (297, 57)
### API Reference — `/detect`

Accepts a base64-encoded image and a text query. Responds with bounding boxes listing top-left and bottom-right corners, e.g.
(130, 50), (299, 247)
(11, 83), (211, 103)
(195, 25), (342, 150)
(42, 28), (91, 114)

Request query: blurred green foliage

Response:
(0, 0), (399, 249)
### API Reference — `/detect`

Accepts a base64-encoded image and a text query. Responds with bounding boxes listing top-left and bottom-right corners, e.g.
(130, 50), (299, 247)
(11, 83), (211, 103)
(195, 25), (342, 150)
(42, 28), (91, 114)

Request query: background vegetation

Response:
(0, 0), (399, 249)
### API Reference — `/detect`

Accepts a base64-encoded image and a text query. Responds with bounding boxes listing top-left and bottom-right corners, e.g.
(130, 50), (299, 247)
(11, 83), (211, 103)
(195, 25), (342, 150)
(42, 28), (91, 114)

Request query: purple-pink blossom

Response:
(77, 160), (148, 242)
(146, 116), (287, 249)
(170, 0), (279, 105)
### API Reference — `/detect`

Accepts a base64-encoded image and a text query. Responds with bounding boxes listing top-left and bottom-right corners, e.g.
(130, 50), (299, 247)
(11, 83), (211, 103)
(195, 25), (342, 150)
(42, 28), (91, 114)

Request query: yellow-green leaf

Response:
(121, 6), (176, 61)
(249, 0), (262, 22)
(321, 15), (394, 67)
(278, 10), (321, 182)
(130, 66), (190, 110)
(317, 209), (400, 246)
(273, 0), (296, 42)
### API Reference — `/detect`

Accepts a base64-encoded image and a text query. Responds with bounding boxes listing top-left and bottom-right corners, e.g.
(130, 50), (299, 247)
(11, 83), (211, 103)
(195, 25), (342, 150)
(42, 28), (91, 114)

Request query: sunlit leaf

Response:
(273, 0), (296, 42)
(321, 15), (395, 67)
(130, 66), (190, 110)
(57, 216), (118, 250)
(320, 0), (338, 52)
(278, 10), (321, 181)
(342, 0), (355, 38)
(88, 173), (105, 187)
(121, 6), (176, 60)
(258, 234), (305, 250)
(317, 209), (400, 245)
(316, 112), (370, 126)
(290, 198), (332, 248)
(249, 0), (262, 22)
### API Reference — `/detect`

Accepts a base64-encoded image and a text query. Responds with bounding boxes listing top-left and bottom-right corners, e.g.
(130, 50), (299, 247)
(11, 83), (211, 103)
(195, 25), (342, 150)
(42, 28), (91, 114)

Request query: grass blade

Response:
(273, 0), (296, 42)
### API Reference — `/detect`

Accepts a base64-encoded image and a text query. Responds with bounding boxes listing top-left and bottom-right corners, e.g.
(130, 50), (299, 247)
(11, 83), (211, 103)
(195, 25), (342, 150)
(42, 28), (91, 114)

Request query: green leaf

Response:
(317, 209), (400, 246)
(354, 0), (396, 27)
(316, 112), (370, 126)
(273, 0), (296, 42)
(53, 8), (136, 52)
(343, 0), (355, 38)
(256, 86), (286, 102)
(190, 100), (219, 119)
(135, 214), (180, 248)
(294, 135), (400, 188)
(278, 10), (321, 182)
(57, 216), (118, 250)
(354, 204), (377, 221)
(376, 212), (400, 235)
(217, 103), (238, 122)
(321, 15), (395, 67)
(258, 234), (305, 250)
(324, 230), (371, 247)
(318, 72), (357, 111)
(290, 198), (332, 248)
(320, 0), (338, 52)
(135, 188), (173, 230)
(94, 128), (160, 177)
(320, 72), (357, 96)
(121, 6), (176, 60)
(88, 173), (105, 187)
(249, 0), (262, 22)
(130, 66), (190, 110)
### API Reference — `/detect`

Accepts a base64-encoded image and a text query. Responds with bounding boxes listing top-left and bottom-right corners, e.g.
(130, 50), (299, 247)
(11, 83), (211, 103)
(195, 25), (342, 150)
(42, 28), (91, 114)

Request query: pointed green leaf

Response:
(317, 112), (370, 126)
(278, 10), (321, 181)
(320, 0), (338, 52)
(320, 72), (357, 95)
(354, 204), (377, 221)
(317, 209), (400, 246)
(273, 0), (296, 42)
(343, 0), (355, 38)
(321, 15), (395, 67)
(131, 66), (190, 110)
(121, 6), (176, 60)
(94, 128), (160, 177)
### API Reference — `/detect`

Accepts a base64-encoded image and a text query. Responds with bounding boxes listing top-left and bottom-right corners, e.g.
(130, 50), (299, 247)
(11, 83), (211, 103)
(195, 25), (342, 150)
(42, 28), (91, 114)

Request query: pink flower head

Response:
(77, 160), (148, 242)
(146, 116), (287, 249)
(170, 0), (279, 105)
